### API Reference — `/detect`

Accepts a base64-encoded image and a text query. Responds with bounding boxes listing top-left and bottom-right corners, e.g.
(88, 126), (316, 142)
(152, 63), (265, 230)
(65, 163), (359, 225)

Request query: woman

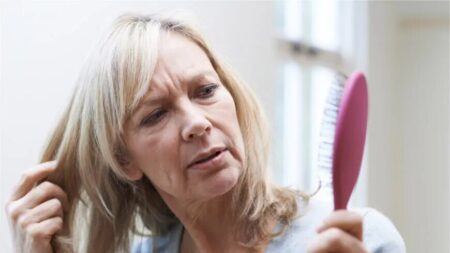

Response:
(5, 13), (405, 253)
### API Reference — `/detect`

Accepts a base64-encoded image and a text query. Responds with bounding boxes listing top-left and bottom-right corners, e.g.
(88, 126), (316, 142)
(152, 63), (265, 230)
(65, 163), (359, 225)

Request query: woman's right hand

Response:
(307, 210), (369, 253)
(5, 161), (68, 253)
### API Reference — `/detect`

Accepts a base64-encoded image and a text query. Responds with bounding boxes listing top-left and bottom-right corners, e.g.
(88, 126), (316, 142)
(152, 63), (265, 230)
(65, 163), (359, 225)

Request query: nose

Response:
(181, 106), (212, 141)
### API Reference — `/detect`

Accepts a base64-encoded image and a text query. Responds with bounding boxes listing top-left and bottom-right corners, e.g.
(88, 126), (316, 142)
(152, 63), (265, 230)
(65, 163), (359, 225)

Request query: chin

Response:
(200, 165), (241, 199)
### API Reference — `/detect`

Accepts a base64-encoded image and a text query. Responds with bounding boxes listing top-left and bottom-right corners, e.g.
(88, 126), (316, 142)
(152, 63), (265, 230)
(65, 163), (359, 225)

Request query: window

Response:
(273, 0), (367, 205)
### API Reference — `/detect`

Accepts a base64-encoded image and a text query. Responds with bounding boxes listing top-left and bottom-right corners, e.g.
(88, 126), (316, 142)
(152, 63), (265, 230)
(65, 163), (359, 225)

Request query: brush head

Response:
(332, 71), (368, 210)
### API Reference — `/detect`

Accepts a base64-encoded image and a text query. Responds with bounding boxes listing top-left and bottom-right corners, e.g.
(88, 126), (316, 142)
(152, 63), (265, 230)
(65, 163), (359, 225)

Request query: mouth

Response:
(188, 147), (228, 169)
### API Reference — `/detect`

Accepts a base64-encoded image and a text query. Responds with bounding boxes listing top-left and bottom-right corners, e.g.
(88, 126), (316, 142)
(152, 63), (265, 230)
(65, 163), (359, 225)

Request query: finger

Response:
(10, 161), (58, 201)
(26, 216), (63, 244)
(317, 210), (363, 240)
(308, 227), (369, 253)
(15, 181), (68, 212)
(17, 198), (64, 230)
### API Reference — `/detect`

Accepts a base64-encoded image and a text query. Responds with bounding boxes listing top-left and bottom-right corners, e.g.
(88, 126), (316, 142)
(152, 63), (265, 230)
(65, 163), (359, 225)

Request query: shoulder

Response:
(357, 207), (406, 253)
(132, 238), (154, 253)
(132, 223), (183, 253)
(267, 197), (406, 253)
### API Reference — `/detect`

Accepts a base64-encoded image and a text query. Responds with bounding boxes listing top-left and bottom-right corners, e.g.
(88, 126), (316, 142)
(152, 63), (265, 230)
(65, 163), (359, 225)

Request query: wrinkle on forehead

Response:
(138, 31), (218, 106)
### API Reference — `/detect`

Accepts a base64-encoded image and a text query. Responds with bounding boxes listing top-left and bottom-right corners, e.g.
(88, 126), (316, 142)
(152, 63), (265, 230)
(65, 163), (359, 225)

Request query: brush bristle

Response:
(317, 73), (347, 192)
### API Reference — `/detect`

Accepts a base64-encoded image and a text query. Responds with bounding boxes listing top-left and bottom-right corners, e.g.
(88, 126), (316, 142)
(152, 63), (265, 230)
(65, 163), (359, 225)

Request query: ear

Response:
(117, 153), (144, 181)
(123, 162), (144, 181)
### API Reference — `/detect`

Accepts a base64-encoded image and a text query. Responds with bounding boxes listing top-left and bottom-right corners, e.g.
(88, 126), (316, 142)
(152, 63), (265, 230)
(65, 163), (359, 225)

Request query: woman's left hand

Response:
(307, 210), (370, 253)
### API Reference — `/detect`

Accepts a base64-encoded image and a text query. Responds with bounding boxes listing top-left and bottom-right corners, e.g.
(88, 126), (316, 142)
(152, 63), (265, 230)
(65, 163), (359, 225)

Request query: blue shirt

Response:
(132, 198), (406, 253)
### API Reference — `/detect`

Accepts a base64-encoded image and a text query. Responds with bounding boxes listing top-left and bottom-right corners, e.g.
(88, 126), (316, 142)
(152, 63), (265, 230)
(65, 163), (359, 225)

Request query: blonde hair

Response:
(41, 12), (305, 253)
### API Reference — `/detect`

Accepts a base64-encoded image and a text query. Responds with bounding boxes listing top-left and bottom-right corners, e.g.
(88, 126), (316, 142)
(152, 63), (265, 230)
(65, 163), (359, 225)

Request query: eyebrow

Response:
(189, 70), (219, 85)
(139, 70), (219, 107)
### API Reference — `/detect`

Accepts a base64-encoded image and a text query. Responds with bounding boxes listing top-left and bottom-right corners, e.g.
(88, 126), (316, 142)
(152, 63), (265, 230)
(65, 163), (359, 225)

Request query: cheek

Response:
(216, 90), (239, 129)
(130, 130), (183, 190)
(215, 93), (246, 165)
(224, 93), (243, 141)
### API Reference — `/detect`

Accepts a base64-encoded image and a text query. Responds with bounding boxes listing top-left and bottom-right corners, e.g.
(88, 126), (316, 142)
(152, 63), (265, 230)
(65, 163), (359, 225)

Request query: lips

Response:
(187, 147), (228, 169)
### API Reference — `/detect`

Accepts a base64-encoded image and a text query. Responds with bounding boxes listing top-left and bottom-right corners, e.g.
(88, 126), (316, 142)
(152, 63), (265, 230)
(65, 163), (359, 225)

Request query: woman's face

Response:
(124, 32), (245, 204)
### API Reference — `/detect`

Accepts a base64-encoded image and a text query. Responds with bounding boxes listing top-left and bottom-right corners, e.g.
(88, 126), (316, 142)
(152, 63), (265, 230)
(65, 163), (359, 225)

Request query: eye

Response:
(141, 109), (167, 126)
(197, 84), (219, 98)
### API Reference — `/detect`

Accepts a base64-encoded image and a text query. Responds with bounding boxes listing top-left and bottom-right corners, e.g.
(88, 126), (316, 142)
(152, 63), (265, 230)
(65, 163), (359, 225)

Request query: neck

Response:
(158, 190), (264, 253)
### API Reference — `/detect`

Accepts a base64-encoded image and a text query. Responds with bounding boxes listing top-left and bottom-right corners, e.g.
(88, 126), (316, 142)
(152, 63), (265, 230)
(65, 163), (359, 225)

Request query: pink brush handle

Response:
(332, 71), (368, 210)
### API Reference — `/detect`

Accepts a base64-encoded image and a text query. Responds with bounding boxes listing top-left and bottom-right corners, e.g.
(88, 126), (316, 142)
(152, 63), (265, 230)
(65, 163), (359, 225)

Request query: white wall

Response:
(367, 0), (402, 225)
(367, 1), (449, 252)
(0, 1), (276, 251)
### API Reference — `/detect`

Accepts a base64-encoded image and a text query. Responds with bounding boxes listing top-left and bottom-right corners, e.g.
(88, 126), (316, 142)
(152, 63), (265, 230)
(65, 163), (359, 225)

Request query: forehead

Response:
(152, 32), (215, 82)
(138, 32), (219, 103)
